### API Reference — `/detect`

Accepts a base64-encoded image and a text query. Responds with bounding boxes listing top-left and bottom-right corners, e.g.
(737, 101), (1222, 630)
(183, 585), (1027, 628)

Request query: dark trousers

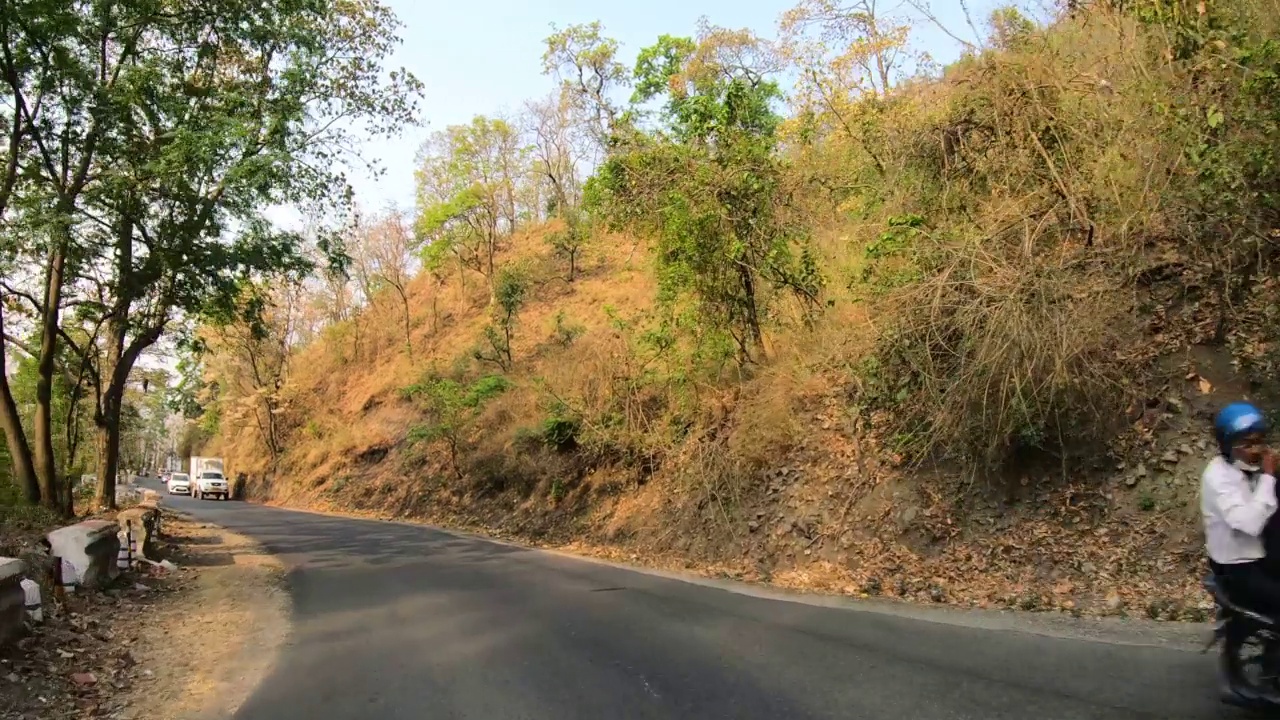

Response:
(1215, 559), (1280, 618)
(1265, 513), (1280, 576)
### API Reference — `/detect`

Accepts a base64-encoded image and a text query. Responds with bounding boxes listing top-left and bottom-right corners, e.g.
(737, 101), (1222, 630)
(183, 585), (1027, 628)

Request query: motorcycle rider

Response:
(1203, 401), (1280, 701)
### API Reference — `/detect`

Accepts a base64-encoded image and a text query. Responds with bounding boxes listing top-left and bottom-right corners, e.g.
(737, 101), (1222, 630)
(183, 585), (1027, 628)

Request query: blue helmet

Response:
(1214, 402), (1269, 457)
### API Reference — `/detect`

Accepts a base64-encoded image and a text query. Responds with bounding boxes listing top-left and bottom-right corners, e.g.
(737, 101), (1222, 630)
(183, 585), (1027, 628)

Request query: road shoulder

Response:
(116, 512), (290, 720)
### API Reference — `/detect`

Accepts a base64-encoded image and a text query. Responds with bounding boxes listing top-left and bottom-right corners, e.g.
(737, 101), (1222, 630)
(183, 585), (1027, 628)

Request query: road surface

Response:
(147, 481), (1229, 719)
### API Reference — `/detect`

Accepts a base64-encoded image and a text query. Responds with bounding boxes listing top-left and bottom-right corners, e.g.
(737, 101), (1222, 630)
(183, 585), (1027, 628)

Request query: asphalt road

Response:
(145, 480), (1235, 720)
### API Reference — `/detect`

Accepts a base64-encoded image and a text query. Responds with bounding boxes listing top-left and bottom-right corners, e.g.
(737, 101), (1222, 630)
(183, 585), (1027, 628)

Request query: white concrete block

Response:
(46, 520), (121, 589)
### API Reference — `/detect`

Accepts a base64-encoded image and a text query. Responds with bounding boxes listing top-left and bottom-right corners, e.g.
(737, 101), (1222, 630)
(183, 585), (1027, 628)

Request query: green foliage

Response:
(588, 24), (825, 365)
(169, 351), (208, 420)
(198, 400), (222, 438)
(539, 415), (581, 452)
(631, 36), (698, 109)
(537, 395), (582, 451)
(550, 310), (585, 348)
(402, 373), (511, 477)
(989, 7), (1037, 51)
(541, 22), (629, 143)
(0, 0), (421, 506)
(855, 214), (928, 294)
(416, 188), (486, 271)
(1137, 492), (1157, 512)
(474, 265), (530, 370)
(414, 115), (525, 288)
(6, 334), (95, 479)
(545, 216), (591, 281)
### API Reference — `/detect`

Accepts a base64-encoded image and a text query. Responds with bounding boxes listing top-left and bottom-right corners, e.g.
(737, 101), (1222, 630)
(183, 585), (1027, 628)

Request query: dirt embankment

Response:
(0, 511), (289, 720)
(214, 259), (1231, 624)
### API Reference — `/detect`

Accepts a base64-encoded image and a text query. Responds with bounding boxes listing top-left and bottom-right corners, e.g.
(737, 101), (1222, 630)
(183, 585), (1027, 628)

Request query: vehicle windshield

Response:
(171, 474), (189, 481)
(201, 472), (223, 479)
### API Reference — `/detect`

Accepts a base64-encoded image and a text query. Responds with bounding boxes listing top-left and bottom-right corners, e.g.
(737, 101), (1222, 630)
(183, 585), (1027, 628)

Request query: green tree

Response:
(588, 24), (824, 364)
(0, 293), (37, 503)
(541, 22), (630, 148)
(0, 0), (420, 509)
(473, 266), (529, 371)
(404, 374), (510, 478)
(4, 330), (96, 514)
(415, 116), (527, 303)
(0, 0), (131, 507)
(545, 216), (590, 282)
(200, 282), (305, 463)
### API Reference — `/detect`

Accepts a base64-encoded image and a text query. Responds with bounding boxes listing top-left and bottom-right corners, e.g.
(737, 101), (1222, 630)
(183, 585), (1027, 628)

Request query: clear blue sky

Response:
(348, 0), (1007, 213)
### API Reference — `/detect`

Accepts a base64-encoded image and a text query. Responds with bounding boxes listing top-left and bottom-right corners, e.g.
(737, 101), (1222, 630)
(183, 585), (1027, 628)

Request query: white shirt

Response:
(1202, 455), (1278, 564)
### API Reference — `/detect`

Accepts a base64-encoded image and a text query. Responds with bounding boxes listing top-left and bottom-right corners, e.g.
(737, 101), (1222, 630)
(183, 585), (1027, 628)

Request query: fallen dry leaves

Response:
(0, 549), (190, 719)
(0, 511), (287, 720)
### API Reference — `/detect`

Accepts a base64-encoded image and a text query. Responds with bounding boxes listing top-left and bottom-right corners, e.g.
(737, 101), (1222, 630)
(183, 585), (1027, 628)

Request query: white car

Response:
(167, 473), (191, 495)
(193, 470), (229, 500)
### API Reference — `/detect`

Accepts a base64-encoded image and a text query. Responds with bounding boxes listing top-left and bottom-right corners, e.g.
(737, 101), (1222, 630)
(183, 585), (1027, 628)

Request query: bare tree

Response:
(779, 0), (915, 98)
(202, 283), (304, 462)
(525, 91), (589, 215)
(903, 0), (986, 52)
(524, 91), (597, 281)
(350, 209), (418, 357)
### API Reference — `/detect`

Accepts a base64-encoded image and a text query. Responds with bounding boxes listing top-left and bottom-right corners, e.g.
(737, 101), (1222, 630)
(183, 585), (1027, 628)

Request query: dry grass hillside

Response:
(199, 2), (1280, 620)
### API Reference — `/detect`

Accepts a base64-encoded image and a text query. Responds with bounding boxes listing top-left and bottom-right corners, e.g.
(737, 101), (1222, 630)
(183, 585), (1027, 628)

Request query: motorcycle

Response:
(1204, 572), (1280, 710)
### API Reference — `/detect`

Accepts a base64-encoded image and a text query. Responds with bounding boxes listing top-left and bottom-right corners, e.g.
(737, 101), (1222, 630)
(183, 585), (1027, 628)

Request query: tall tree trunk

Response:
(486, 236), (497, 306)
(93, 410), (120, 510)
(0, 98), (34, 501)
(431, 289), (440, 333)
(737, 262), (764, 361)
(60, 370), (87, 517)
(0, 301), (38, 503)
(0, 376), (38, 503)
(34, 242), (67, 509)
(93, 312), (127, 510)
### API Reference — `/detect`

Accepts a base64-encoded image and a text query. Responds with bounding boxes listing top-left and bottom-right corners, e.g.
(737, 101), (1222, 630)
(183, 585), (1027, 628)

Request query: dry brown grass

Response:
(876, 227), (1140, 469)
(209, 7), (1195, 497)
(783, 8), (1231, 473)
(209, 223), (661, 500)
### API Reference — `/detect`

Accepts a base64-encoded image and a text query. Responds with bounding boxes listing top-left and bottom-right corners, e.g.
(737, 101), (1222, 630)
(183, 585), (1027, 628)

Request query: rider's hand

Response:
(1264, 449), (1277, 477)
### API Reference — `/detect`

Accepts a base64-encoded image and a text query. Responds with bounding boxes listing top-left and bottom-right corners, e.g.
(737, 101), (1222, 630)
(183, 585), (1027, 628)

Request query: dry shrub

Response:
(465, 449), (546, 498)
(674, 434), (748, 526)
(539, 330), (676, 463)
(727, 372), (804, 474)
(872, 226), (1139, 469)
(832, 11), (1192, 472)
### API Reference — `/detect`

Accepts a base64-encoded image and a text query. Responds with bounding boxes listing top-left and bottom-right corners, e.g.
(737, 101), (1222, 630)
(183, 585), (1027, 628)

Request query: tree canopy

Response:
(0, 0), (421, 511)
